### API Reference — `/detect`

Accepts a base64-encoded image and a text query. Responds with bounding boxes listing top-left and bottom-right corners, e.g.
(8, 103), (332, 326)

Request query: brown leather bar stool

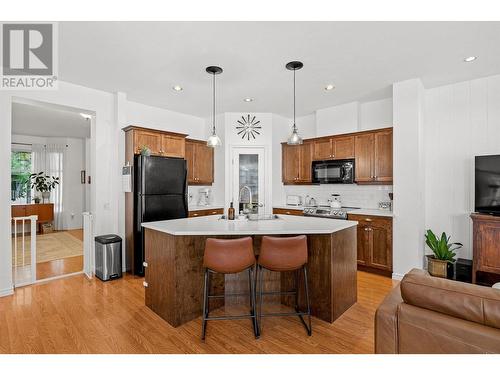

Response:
(202, 237), (259, 340)
(256, 235), (312, 336)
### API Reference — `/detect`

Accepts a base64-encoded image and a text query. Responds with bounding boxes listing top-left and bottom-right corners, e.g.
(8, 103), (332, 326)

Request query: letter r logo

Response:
(2, 24), (53, 76)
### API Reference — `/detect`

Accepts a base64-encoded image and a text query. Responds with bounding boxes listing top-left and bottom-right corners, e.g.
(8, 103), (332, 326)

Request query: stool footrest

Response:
(208, 292), (251, 299)
(205, 314), (256, 321)
(260, 311), (309, 317)
(260, 290), (297, 296)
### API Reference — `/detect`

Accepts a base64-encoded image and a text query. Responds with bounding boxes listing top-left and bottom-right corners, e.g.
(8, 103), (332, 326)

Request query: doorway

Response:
(231, 147), (269, 215)
(10, 98), (94, 286)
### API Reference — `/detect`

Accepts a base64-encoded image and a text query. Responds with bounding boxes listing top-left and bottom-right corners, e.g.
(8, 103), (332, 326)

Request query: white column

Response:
(115, 92), (127, 271)
(392, 79), (426, 279)
(0, 94), (13, 296)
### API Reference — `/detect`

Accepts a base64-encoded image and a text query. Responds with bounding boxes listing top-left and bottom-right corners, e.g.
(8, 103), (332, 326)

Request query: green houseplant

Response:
(28, 172), (60, 203)
(425, 229), (463, 279)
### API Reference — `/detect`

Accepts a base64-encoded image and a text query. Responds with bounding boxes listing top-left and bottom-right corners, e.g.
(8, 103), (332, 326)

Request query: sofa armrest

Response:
(401, 268), (500, 329)
(375, 284), (403, 354)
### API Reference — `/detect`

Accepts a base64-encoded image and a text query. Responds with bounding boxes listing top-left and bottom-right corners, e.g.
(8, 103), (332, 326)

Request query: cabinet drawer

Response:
(347, 213), (392, 228)
(188, 208), (223, 218)
(273, 208), (303, 216)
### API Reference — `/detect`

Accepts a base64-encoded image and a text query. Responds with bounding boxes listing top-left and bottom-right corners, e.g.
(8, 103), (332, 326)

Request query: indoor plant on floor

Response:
(28, 172), (60, 203)
(425, 229), (463, 279)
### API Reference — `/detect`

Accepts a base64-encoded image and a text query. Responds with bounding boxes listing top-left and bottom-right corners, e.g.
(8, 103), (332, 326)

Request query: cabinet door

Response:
(195, 143), (214, 185)
(313, 138), (332, 160)
(298, 142), (313, 182)
(282, 144), (299, 183)
(374, 130), (393, 183)
(370, 224), (392, 271)
(12, 205), (26, 218)
(134, 130), (161, 155)
(333, 136), (354, 159)
(161, 135), (185, 158)
(185, 141), (196, 184)
(354, 133), (374, 183)
(356, 223), (370, 265)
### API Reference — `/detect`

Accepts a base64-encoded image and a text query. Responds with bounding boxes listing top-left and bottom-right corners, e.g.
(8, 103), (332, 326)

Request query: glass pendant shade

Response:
(207, 131), (222, 147)
(287, 126), (303, 145)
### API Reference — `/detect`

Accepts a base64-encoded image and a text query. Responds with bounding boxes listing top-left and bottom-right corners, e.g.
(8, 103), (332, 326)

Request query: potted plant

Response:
(28, 172), (60, 203)
(139, 145), (151, 156)
(33, 196), (41, 204)
(425, 229), (463, 279)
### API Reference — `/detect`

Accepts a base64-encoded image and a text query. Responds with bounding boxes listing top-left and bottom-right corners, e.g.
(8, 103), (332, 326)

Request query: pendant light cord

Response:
(212, 72), (216, 135)
(293, 69), (296, 130)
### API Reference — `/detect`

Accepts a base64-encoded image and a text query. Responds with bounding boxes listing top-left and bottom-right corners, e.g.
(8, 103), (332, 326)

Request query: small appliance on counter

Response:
(329, 194), (342, 209)
(197, 188), (211, 206)
(379, 201), (392, 210)
(286, 195), (303, 206)
(305, 195), (317, 207)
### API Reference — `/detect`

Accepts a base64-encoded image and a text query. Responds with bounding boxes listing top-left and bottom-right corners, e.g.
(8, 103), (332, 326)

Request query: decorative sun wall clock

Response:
(236, 114), (261, 140)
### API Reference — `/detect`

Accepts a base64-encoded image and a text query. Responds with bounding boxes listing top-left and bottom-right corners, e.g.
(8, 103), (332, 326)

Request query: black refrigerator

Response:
(132, 154), (188, 275)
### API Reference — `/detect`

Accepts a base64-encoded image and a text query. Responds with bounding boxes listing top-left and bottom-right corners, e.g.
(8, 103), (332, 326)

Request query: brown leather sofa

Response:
(375, 268), (500, 353)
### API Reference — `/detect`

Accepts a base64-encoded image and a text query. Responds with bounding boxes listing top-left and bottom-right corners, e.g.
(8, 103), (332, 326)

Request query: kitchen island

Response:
(142, 215), (358, 328)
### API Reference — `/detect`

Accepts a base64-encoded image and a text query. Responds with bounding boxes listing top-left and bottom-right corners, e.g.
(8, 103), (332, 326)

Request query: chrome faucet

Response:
(239, 185), (253, 213)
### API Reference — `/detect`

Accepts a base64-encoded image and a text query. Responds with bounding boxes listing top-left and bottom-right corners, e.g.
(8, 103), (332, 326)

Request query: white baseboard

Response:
(392, 273), (405, 281)
(0, 287), (14, 298)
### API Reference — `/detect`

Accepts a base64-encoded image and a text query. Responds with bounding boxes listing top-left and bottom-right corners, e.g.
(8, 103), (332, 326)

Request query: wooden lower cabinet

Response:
(273, 208), (303, 216)
(348, 214), (392, 275)
(188, 208), (223, 218)
(471, 214), (500, 285)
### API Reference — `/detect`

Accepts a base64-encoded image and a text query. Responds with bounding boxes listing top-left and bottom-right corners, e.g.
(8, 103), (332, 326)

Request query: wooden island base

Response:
(144, 227), (357, 328)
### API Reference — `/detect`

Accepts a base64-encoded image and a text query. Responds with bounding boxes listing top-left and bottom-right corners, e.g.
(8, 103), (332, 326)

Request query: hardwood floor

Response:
(36, 255), (83, 280)
(0, 271), (397, 354)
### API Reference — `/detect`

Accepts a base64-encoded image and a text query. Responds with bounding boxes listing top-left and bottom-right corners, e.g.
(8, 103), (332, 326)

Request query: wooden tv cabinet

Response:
(471, 213), (500, 285)
(11, 203), (54, 233)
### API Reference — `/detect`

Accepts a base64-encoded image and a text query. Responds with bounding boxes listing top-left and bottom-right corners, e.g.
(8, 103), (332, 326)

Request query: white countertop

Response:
(188, 205), (224, 212)
(273, 205), (393, 217)
(142, 214), (357, 236)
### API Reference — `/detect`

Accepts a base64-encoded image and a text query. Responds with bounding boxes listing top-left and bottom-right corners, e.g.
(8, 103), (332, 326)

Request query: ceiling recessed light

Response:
(464, 56), (477, 62)
(80, 113), (92, 120)
(325, 84), (335, 91)
(172, 85), (183, 91)
(243, 98), (254, 102)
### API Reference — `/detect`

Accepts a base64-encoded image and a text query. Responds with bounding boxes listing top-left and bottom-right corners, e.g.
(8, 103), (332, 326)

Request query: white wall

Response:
(12, 134), (86, 230)
(359, 98), (393, 130)
(316, 102), (359, 136)
(424, 74), (500, 260)
(392, 78), (426, 278)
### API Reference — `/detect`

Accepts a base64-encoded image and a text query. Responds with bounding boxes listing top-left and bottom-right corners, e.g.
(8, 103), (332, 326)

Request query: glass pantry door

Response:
(232, 147), (266, 215)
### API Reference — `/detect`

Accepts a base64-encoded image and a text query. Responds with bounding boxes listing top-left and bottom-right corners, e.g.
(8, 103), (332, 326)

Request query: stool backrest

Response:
(204, 237), (255, 274)
(259, 235), (308, 271)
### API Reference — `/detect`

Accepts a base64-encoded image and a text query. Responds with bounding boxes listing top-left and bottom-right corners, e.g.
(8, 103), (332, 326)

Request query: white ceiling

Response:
(12, 102), (91, 138)
(59, 21), (500, 118)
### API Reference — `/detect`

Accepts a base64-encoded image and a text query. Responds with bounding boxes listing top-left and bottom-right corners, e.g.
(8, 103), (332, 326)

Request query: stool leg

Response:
(257, 265), (264, 334)
(201, 269), (209, 341)
(249, 266), (260, 338)
(303, 266), (312, 336)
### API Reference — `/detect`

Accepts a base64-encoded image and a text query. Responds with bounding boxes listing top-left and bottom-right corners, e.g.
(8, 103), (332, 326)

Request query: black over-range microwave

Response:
(311, 159), (355, 184)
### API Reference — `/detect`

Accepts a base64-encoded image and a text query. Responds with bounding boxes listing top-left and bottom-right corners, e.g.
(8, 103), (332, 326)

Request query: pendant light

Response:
(286, 61), (304, 145)
(206, 66), (223, 147)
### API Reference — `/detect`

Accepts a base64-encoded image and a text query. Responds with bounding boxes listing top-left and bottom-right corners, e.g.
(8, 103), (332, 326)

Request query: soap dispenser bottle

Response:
(228, 202), (235, 220)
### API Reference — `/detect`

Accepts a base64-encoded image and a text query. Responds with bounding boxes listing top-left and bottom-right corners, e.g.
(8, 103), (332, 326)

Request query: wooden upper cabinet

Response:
(333, 136), (355, 159)
(185, 139), (214, 185)
(313, 138), (333, 160)
(354, 128), (393, 184)
(374, 130), (393, 183)
(354, 133), (375, 183)
(124, 126), (187, 159)
(297, 141), (313, 182)
(134, 130), (161, 155)
(161, 134), (185, 158)
(282, 144), (300, 184)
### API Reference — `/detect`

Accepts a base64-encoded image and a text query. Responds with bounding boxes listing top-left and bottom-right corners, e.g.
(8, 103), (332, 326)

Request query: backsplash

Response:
(279, 184), (393, 209)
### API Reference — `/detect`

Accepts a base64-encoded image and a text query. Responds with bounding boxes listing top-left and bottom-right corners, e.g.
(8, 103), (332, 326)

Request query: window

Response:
(11, 151), (32, 203)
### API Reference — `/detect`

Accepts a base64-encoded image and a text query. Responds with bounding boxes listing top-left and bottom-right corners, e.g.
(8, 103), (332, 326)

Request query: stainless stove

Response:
(302, 206), (358, 220)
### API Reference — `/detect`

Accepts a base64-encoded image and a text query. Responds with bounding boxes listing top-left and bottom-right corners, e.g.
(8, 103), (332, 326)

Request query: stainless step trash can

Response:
(95, 234), (122, 281)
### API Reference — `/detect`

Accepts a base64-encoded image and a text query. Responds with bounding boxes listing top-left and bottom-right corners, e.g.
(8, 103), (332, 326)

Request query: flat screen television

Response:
(475, 155), (500, 216)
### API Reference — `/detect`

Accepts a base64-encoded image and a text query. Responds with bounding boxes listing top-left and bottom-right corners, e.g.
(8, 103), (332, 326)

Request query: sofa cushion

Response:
(400, 268), (500, 329)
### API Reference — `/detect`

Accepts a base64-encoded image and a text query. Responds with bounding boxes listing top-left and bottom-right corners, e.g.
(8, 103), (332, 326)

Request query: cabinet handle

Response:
(143, 261), (148, 268)
(365, 218), (373, 222)
(143, 281), (149, 288)
(211, 211), (217, 214)
(286, 211), (291, 215)
(364, 227), (369, 231)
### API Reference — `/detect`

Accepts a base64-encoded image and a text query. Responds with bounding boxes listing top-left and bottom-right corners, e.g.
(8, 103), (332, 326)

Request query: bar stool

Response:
(256, 235), (312, 336)
(202, 237), (259, 341)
